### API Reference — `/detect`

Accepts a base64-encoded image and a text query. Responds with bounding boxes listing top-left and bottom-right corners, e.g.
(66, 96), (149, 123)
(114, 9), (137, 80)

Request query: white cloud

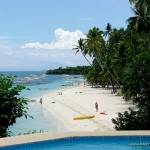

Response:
(21, 28), (86, 49)
(0, 46), (91, 71)
(0, 28), (91, 71)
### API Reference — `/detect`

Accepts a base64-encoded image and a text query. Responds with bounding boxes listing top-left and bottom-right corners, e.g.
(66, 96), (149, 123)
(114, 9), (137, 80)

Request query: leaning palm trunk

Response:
(73, 38), (92, 66)
(93, 48), (120, 87)
(82, 52), (92, 66)
(86, 27), (120, 87)
(92, 48), (113, 86)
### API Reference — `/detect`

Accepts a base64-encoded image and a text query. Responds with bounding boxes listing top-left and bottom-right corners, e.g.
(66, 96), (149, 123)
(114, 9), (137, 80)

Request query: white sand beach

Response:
(36, 84), (134, 132)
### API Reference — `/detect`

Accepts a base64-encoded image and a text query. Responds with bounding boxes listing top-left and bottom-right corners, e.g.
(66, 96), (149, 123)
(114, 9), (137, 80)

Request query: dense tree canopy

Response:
(73, 0), (150, 130)
(46, 66), (90, 75)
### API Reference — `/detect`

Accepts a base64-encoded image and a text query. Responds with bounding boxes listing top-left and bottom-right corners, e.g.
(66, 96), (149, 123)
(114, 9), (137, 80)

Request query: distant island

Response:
(46, 66), (90, 75)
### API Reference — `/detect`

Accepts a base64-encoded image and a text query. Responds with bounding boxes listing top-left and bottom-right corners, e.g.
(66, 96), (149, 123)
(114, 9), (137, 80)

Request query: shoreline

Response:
(35, 84), (134, 132)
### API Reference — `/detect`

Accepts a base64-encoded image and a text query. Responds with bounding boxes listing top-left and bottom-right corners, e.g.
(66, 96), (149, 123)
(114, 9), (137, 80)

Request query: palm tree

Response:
(127, 1), (150, 59)
(129, 0), (150, 12)
(127, 7), (150, 34)
(73, 38), (92, 66)
(86, 27), (113, 86)
(122, 51), (150, 104)
(86, 27), (105, 67)
(86, 27), (120, 86)
(103, 23), (112, 39)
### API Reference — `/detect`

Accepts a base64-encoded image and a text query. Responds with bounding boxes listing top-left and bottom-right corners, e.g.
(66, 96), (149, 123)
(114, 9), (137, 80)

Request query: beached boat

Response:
(73, 115), (95, 120)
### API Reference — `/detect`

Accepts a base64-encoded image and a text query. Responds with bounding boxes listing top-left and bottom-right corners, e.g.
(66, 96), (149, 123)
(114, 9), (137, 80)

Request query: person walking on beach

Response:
(40, 98), (42, 104)
(95, 102), (98, 112)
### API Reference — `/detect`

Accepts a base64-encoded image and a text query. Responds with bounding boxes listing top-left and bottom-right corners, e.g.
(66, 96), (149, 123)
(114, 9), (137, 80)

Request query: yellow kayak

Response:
(73, 115), (95, 120)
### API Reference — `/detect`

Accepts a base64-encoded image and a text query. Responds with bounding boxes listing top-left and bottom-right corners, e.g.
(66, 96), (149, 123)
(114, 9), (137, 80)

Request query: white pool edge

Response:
(0, 131), (150, 147)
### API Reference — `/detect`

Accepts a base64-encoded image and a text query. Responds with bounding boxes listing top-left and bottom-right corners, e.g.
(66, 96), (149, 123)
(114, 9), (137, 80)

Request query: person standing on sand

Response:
(95, 102), (98, 112)
(40, 98), (42, 104)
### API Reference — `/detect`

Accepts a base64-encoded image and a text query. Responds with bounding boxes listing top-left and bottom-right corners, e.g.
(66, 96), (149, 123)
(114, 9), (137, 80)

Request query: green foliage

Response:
(72, 1), (150, 130)
(122, 52), (150, 106)
(46, 66), (90, 75)
(18, 130), (45, 135)
(85, 59), (102, 85)
(112, 108), (139, 130)
(112, 52), (150, 130)
(112, 107), (150, 130)
(0, 74), (31, 137)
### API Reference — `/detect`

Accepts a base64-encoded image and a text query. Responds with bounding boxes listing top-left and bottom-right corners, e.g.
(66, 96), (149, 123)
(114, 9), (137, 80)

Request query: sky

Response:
(0, 0), (133, 71)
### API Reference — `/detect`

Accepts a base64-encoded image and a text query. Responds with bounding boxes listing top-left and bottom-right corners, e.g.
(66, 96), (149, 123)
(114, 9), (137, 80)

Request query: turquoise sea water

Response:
(1, 136), (150, 150)
(1, 71), (84, 136)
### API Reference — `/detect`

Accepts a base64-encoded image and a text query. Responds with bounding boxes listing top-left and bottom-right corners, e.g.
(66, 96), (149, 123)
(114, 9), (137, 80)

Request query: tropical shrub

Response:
(0, 74), (32, 137)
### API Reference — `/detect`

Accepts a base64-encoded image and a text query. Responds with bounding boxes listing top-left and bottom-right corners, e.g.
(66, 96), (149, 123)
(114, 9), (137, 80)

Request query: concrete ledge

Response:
(0, 131), (150, 147)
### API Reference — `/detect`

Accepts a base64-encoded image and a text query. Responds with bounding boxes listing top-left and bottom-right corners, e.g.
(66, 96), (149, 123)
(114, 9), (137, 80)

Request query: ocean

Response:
(0, 71), (84, 136)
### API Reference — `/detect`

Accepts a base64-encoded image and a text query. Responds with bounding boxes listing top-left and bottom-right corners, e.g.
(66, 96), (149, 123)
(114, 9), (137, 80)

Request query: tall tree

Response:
(73, 38), (92, 66)
(86, 27), (104, 67)
(112, 51), (150, 130)
(129, 0), (150, 12)
(86, 27), (120, 86)
(127, 7), (150, 34)
(103, 23), (112, 39)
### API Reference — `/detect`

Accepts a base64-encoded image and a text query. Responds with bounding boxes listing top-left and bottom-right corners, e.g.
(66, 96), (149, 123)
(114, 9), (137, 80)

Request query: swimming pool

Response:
(1, 136), (150, 150)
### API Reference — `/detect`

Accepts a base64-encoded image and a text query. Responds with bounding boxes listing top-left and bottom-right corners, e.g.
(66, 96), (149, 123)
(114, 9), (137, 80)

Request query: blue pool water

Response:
(0, 71), (84, 136)
(1, 136), (150, 150)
